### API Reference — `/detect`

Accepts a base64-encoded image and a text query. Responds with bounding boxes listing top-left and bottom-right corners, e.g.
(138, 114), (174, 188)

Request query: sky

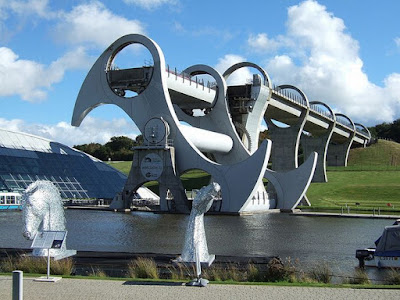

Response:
(0, 0), (399, 146)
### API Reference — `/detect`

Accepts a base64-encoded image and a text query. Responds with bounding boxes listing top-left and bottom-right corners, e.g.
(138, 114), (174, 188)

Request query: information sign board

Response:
(31, 231), (67, 249)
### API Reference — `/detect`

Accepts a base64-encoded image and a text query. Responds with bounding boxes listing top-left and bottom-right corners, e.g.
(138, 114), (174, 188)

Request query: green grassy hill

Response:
(341, 139), (400, 170)
(306, 139), (400, 212)
(107, 140), (400, 212)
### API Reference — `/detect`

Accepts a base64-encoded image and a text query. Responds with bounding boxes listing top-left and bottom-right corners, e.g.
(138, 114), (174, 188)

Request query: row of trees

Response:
(369, 118), (400, 143)
(74, 119), (400, 161)
(74, 135), (142, 161)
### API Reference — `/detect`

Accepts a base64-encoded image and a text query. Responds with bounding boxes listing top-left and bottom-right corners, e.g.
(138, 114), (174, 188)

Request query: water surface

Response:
(0, 210), (390, 280)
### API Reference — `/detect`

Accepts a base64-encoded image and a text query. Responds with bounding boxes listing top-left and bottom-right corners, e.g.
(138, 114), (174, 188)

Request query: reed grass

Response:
(307, 262), (332, 284)
(0, 254), (16, 272)
(0, 255), (74, 275)
(167, 263), (194, 280)
(88, 266), (108, 278)
(385, 268), (400, 285)
(343, 268), (370, 285)
(127, 257), (159, 279)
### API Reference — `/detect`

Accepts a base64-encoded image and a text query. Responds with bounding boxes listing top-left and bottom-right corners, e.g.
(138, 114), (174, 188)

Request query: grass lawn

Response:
(306, 170), (400, 210)
(304, 140), (400, 211)
(107, 161), (131, 175)
(106, 162), (211, 192)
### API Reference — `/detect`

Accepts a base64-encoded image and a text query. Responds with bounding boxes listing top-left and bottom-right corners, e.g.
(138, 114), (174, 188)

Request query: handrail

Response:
(165, 64), (217, 91)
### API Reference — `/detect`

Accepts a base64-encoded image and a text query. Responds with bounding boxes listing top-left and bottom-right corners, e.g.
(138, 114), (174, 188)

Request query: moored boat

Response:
(0, 192), (22, 210)
(356, 220), (400, 268)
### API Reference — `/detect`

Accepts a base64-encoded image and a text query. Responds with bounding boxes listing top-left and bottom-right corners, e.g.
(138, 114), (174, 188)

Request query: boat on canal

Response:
(356, 220), (400, 268)
(0, 192), (22, 210)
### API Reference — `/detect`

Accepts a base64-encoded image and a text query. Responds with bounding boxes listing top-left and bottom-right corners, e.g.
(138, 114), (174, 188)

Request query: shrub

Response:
(247, 263), (261, 282)
(51, 258), (74, 275)
(9, 255), (74, 275)
(385, 268), (400, 285)
(264, 258), (295, 282)
(347, 268), (370, 285)
(128, 257), (159, 279)
(88, 266), (107, 278)
(0, 255), (16, 272)
(167, 263), (193, 280)
(15, 256), (47, 274)
(203, 266), (222, 281)
(202, 264), (245, 282)
(307, 262), (332, 284)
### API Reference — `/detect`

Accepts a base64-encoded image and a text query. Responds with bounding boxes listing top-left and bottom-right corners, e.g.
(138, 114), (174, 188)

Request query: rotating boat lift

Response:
(71, 34), (320, 213)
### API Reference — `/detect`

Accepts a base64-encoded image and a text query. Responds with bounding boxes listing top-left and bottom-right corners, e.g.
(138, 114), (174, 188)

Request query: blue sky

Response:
(0, 0), (399, 146)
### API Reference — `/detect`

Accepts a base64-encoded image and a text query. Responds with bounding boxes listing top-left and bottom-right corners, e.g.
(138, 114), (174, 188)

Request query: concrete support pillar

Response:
(122, 147), (190, 213)
(327, 140), (354, 167)
(327, 113), (356, 167)
(301, 130), (333, 182)
(265, 109), (308, 172)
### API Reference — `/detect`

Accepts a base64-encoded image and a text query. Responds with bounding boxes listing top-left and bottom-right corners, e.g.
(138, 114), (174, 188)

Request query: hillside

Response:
(347, 139), (400, 169)
(306, 139), (400, 211)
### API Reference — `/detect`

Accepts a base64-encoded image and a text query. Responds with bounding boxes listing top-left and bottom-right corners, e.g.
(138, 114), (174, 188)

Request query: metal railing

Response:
(165, 65), (217, 92)
(335, 115), (353, 129)
(309, 103), (334, 120)
(272, 85), (307, 107)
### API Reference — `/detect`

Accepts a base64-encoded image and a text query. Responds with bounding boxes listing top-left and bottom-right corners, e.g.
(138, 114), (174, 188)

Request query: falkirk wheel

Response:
(72, 34), (318, 214)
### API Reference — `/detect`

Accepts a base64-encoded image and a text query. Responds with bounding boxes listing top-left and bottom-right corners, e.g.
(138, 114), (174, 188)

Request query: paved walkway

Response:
(1, 275), (400, 300)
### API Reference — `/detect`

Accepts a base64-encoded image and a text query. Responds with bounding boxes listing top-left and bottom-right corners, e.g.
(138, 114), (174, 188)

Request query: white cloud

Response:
(395, 37), (400, 49)
(0, 0), (52, 20)
(123, 0), (178, 10)
(248, 0), (400, 124)
(54, 1), (145, 48)
(0, 116), (140, 147)
(8, 0), (53, 19)
(215, 54), (253, 86)
(0, 46), (92, 101)
(1, 1), (141, 102)
(0, 0), (54, 42)
(247, 33), (281, 53)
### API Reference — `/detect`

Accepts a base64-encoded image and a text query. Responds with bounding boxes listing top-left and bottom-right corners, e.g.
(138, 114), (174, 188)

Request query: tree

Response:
(105, 136), (134, 152)
(73, 143), (109, 160)
(369, 118), (400, 142)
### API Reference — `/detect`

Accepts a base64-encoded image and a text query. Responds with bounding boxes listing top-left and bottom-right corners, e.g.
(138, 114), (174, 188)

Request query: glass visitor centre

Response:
(0, 128), (127, 201)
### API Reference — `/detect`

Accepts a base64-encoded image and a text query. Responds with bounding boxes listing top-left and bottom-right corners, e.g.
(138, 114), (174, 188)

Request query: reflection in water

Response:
(0, 210), (390, 279)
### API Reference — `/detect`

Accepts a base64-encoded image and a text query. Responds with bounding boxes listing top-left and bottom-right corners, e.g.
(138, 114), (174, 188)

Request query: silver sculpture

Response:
(22, 180), (75, 259)
(176, 182), (220, 265)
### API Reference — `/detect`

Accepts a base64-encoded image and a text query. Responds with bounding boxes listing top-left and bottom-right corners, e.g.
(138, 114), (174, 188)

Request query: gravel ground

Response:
(1, 275), (400, 300)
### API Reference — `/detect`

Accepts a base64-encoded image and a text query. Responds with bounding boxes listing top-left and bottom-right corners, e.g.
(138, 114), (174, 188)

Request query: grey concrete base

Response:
(186, 278), (209, 287)
(34, 276), (62, 282)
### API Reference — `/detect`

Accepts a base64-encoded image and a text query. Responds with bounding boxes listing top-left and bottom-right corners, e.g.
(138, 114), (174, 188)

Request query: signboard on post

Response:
(31, 231), (67, 282)
(31, 231), (67, 249)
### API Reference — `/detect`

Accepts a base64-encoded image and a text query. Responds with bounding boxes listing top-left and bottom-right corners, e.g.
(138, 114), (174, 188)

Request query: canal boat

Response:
(356, 221), (400, 268)
(0, 192), (22, 210)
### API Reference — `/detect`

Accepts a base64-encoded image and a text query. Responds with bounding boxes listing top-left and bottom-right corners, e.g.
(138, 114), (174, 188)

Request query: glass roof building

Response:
(0, 128), (127, 199)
